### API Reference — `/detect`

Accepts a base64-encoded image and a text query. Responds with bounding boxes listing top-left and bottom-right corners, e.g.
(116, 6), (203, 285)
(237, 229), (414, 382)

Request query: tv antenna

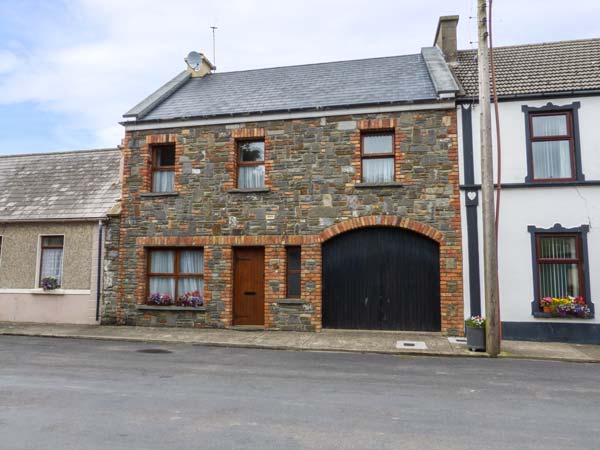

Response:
(210, 25), (218, 69)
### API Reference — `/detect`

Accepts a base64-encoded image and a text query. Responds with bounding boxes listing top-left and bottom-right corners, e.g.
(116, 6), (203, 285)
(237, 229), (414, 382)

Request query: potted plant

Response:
(41, 276), (59, 291)
(466, 315), (486, 352)
(147, 293), (174, 306)
(540, 297), (553, 314)
(176, 290), (203, 307)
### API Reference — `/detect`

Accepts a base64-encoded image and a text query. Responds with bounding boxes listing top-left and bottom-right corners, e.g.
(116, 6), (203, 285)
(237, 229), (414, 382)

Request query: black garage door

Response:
(322, 227), (440, 331)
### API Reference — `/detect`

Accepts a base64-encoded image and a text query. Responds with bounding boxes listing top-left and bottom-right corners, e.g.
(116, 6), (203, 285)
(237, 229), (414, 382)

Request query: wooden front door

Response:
(233, 247), (265, 326)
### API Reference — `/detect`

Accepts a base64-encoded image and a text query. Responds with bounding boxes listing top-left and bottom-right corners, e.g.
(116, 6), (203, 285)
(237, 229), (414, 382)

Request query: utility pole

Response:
(477, 0), (500, 357)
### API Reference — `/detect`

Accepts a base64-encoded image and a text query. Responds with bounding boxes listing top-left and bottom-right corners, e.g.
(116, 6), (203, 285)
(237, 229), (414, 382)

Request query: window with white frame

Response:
(39, 236), (64, 287)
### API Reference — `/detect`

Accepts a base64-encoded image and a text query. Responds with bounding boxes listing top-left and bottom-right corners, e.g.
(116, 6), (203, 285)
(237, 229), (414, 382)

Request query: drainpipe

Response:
(95, 219), (103, 322)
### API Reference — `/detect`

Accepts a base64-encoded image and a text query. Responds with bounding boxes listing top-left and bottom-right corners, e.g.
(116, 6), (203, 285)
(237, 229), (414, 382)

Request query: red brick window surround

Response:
(151, 144), (176, 193)
(147, 248), (204, 304)
(237, 139), (265, 189)
(286, 246), (301, 298)
(360, 131), (395, 183)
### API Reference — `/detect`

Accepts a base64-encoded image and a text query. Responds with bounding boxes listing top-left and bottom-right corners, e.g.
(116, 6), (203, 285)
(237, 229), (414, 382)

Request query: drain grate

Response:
(395, 340), (428, 350)
(137, 348), (173, 354)
(447, 337), (467, 344)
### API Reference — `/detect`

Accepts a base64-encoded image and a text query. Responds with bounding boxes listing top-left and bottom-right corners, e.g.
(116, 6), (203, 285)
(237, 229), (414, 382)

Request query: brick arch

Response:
(318, 215), (444, 244)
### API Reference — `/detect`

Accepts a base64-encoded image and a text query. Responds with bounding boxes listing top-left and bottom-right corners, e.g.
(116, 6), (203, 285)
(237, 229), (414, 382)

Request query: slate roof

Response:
(0, 148), (121, 222)
(125, 49), (458, 122)
(454, 38), (600, 98)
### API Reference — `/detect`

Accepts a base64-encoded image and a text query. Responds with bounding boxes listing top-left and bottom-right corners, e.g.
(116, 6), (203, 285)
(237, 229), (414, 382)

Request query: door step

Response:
(230, 325), (265, 332)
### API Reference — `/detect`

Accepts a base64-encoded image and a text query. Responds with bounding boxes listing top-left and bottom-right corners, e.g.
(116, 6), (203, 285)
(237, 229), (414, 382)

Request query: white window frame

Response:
(36, 234), (66, 289)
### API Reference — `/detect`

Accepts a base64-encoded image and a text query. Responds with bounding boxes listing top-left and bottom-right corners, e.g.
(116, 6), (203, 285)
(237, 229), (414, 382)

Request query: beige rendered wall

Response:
(0, 221), (100, 324)
(0, 222), (95, 289)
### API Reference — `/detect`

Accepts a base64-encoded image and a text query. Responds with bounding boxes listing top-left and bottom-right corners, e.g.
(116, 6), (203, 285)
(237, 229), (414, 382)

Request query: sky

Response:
(0, 0), (599, 155)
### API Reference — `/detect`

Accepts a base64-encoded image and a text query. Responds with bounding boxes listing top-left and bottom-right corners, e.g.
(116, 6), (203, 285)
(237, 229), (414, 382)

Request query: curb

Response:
(2, 330), (598, 363)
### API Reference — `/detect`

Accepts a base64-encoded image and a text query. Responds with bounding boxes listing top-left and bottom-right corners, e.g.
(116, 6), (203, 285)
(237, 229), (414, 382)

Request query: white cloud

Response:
(0, 50), (19, 74)
(0, 0), (598, 151)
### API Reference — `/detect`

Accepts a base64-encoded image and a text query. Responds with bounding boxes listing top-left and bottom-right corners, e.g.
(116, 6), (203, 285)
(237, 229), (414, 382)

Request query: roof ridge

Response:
(205, 52), (424, 76)
(458, 37), (600, 53)
(0, 147), (120, 159)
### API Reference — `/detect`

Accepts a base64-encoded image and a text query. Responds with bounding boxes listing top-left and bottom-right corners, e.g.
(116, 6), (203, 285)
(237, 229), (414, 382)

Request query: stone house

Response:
(108, 22), (464, 334)
(0, 149), (121, 324)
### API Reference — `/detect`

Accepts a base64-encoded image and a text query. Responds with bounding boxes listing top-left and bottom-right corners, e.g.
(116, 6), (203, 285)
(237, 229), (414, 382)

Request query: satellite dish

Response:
(185, 51), (202, 70)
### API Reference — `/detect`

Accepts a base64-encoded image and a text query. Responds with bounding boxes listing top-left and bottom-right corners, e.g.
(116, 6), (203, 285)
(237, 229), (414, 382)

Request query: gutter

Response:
(120, 97), (454, 127)
(456, 89), (600, 104)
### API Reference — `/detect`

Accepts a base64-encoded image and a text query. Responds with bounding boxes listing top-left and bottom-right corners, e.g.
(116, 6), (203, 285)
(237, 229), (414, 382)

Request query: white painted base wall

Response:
(0, 292), (98, 325)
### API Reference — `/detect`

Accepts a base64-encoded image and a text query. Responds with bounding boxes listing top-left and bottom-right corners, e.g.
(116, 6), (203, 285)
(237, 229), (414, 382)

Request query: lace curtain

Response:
(238, 165), (265, 189)
(531, 115), (572, 179)
(41, 249), (63, 284)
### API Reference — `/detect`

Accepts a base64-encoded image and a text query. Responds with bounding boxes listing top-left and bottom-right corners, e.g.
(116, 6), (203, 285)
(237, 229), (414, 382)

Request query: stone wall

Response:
(100, 215), (121, 324)
(113, 110), (463, 334)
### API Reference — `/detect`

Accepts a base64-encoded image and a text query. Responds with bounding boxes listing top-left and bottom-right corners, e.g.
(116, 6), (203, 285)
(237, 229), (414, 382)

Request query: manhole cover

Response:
(137, 348), (172, 354)
(395, 340), (428, 350)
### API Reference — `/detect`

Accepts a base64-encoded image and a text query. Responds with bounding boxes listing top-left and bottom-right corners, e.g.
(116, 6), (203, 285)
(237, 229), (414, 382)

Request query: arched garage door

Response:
(322, 227), (440, 331)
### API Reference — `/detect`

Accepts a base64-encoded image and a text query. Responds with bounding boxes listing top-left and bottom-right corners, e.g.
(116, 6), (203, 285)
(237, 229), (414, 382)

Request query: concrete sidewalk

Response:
(1, 322), (599, 362)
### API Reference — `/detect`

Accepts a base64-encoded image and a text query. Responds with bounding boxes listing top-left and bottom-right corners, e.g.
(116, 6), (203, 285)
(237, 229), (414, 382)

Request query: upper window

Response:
(528, 112), (575, 181)
(152, 144), (176, 193)
(148, 248), (204, 303)
(286, 246), (301, 298)
(39, 236), (64, 287)
(361, 132), (394, 183)
(536, 234), (583, 299)
(237, 140), (265, 189)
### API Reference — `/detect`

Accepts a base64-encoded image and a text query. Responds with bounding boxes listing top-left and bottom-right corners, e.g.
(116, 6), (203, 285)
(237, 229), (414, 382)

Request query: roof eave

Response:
(120, 97), (449, 127)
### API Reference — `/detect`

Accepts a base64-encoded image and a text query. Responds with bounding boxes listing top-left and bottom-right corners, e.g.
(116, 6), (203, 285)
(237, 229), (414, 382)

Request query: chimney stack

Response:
(434, 15), (459, 66)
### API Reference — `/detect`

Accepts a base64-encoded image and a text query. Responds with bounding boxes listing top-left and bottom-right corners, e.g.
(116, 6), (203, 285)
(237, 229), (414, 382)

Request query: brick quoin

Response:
(111, 110), (463, 335)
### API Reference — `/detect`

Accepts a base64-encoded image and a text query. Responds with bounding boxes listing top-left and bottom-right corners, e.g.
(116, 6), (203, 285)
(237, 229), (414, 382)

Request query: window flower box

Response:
(539, 296), (591, 319)
(41, 276), (59, 291)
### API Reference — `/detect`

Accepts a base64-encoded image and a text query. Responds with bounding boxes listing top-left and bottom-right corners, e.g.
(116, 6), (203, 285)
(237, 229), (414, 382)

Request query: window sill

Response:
(140, 192), (179, 198)
(136, 305), (207, 312)
(531, 299), (595, 319)
(227, 188), (270, 194)
(277, 298), (305, 305)
(532, 312), (594, 319)
(31, 289), (66, 295)
(0, 288), (92, 295)
(354, 182), (403, 189)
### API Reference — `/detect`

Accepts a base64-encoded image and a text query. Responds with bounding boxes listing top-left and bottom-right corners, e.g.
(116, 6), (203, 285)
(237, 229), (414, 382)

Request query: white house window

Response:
(536, 234), (582, 298)
(529, 112), (575, 181)
(152, 144), (176, 192)
(237, 140), (265, 189)
(39, 236), (64, 287)
(361, 132), (395, 183)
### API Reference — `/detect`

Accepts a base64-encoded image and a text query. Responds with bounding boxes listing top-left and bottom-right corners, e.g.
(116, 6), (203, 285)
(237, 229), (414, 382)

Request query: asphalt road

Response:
(1, 336), (599, 450)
